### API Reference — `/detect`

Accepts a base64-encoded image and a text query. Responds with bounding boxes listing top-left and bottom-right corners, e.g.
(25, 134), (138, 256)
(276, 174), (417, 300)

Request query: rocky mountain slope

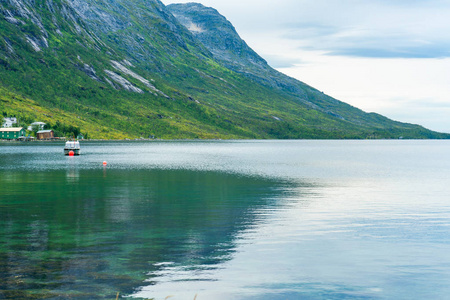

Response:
(0, 0), (447, 139)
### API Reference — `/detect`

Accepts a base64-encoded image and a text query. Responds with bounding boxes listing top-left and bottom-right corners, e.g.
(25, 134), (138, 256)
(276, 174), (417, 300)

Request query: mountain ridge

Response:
(1, 0), (448, 139)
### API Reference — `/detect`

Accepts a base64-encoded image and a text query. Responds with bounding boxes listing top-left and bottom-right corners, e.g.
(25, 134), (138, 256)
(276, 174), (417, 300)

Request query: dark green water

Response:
(1, 140), (450, 299)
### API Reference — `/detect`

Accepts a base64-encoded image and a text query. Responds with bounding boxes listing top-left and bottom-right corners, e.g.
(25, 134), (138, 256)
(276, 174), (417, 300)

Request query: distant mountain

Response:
(0, 0), (447, 139)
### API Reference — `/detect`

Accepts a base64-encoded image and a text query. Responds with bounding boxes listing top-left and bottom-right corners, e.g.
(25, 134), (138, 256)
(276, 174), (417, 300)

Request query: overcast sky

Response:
(162, 0), (450, 133)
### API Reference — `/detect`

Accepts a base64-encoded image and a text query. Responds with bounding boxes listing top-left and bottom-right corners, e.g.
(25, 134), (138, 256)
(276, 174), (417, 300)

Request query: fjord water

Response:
(1, 140), (450, 299)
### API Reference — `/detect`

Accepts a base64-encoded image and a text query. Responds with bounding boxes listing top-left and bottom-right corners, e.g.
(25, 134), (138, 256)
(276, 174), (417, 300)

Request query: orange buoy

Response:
(103, 161), (107, 166)
(69, 151), (74, 156)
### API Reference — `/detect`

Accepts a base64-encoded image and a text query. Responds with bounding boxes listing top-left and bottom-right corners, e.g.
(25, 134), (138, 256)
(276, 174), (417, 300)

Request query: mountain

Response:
(0, 0), (447, 139)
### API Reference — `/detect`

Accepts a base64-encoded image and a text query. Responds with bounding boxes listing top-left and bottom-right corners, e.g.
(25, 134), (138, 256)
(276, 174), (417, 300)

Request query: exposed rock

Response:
(111, 61), (154, 90)
(3, 38), (14, 53)
(82, 64), (101, 82)
(25, 36), (41, 52)
(111, 60), (170, 98)
(104, 70), (143, 93)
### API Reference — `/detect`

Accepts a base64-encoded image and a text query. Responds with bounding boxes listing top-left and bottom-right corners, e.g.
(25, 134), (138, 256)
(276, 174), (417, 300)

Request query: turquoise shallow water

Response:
(1, 140), (450, 299)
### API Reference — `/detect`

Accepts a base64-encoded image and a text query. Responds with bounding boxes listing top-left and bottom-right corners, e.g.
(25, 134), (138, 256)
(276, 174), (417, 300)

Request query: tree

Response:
(31, 124), (40, 137)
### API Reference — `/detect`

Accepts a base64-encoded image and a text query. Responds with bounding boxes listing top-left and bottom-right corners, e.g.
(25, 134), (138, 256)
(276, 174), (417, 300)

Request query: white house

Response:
(2, 117), (17, 128)
(28, 122), (46, 131)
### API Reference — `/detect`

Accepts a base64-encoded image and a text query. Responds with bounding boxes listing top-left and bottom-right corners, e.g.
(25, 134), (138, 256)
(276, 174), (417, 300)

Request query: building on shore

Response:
(36, 130), (55, 140)
(0, 127), (26, 140)
(28, 122), (46, 131)
(2, 117), (17, 128)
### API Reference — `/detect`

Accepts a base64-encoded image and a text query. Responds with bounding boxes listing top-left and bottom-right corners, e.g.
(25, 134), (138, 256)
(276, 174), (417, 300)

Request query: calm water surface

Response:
(1, 140), (450, 299)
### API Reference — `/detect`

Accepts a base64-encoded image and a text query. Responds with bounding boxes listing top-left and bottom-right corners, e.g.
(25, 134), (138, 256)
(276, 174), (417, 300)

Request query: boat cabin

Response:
(64, 141), (81, 155)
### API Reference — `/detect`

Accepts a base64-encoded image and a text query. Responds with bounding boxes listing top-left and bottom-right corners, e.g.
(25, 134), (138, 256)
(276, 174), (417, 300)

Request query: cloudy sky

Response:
(162, 0), (450, 133)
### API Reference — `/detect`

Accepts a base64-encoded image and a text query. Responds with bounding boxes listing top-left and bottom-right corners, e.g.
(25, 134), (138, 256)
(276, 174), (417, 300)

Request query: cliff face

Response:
(66, 0), (210, 64)
(0, 0), (95, 52)
(168, 3), (267, 69)
(0, 0), (447, 139)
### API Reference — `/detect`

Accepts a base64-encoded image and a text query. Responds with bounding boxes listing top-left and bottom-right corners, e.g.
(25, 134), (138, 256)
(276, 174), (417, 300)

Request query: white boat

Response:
(64, 141), (81, 155)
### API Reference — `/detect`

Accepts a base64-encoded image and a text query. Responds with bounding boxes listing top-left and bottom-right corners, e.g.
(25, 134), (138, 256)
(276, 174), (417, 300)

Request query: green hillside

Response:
(0, 0), (448, 139)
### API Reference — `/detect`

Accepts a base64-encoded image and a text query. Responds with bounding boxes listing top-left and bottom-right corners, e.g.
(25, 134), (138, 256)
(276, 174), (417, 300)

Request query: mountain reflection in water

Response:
(0, 167), (302, 299)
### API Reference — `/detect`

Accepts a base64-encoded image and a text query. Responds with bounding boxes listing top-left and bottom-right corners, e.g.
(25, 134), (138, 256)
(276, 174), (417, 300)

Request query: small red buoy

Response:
(103, 161), (107, 166)
(69, 151), (74, 156)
